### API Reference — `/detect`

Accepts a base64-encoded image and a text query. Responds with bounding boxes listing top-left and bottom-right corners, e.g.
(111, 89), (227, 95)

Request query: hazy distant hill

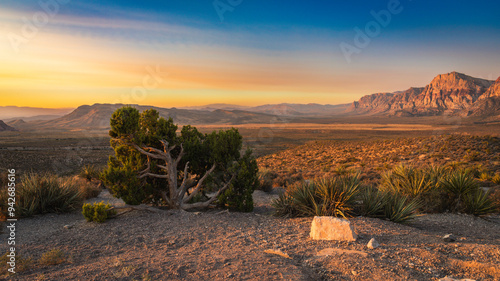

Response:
(182, 103), (350, 116)
(0, 106), (73, 120)
(12, 104), (283, 131)
(350, 72), (499, 118)
(0, 120), (16, 132)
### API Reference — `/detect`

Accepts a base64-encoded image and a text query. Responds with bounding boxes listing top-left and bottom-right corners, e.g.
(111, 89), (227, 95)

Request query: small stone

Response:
(367, 238), (379, 249)
(443, 234), (456, 242)
(351, 270), (358, 275)
(438, 277), (476, 281)
(310, 216), (357, 241)
(264, 249), (291, 259)
(63, 225), (73, 229)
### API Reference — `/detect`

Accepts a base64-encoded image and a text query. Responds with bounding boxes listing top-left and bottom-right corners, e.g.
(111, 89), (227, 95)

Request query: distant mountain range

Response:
(350, 72), (500, 118)
(0, 106), (73, 121)
(2, 103), (350, 131)
(181, 103), (350, 116)
(2, 71), (500, 132)
(4, 104), (285, 131)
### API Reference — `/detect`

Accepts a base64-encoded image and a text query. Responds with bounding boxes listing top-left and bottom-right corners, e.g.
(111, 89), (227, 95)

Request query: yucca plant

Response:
(380, 165), (438, 198)
(272, 192), (298, 217)
(383, 193), (421, 224)
(17, 173), (82, 217)
(462, 189), (498, 217)
(439, 170), (478, 212)
(287, 181), (320, 217)
(272, 175), (361, 218)
(357, 186), (386, 218)
(315, 175), (360, 218)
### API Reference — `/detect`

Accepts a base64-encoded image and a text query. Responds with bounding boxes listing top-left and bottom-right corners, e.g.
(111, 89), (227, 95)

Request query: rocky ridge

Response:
(0, 120), (16, 132)
(351, 72), (499, 117)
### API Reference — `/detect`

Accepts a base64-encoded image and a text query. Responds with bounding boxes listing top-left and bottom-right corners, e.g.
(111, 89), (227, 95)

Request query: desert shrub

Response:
(79, 164), (100, 181)
(272, 174), (360, 218)
(257, 169), (275, 192)
(39, 249), (67, 266)
(77, 179), (102, 200)
(16, 173), (82, 217)
(491, 173), (500, 184)
(462, 189), (498, 216)
(82, 201), (116, 223)
(0, 252), (33, 275)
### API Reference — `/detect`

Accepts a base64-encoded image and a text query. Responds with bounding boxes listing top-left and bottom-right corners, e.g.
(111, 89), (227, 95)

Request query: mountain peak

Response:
(0, 120), (17, 132)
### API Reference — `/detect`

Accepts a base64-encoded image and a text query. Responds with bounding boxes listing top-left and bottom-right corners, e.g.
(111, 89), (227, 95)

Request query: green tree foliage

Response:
(218, 149), (259, 212)
(101, 106), (257, 211)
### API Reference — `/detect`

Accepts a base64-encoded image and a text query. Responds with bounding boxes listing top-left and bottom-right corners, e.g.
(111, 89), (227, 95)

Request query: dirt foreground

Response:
(1, 190), (500, 281)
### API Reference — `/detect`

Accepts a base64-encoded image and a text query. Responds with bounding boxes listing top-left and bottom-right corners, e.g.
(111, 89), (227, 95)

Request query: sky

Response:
(1, 0), (500, 108)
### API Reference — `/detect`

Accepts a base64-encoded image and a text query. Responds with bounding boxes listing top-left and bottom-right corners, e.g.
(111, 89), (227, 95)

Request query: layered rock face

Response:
(351, 72), (499, 117)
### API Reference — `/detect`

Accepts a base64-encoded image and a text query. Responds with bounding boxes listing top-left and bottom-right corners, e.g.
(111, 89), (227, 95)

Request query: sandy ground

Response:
(1, 189), (499, 281)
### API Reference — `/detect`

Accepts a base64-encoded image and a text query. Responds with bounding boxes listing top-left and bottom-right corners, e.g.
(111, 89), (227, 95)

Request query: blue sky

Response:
(1, 0), (500, 107)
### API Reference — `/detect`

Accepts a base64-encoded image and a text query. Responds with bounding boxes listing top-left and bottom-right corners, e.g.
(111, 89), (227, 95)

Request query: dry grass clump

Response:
(39, 249), (68, 266)
(0, 171), (102, 219)
(0, 252), (33, 275)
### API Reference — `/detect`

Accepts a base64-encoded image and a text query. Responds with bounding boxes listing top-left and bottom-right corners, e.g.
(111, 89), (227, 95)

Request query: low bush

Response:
(79, 164), (101, 181)
(39, 249), (67, 266)
(257, 169), (275, 192)
(82, 201), (116, 223)
(0, 252), (33, 275)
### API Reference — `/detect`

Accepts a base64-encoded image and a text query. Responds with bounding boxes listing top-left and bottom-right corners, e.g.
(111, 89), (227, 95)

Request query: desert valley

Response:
(0, 71), (500, 280)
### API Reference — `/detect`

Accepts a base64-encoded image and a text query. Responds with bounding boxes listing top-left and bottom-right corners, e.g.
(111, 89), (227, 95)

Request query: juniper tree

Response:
(101, 106), (257, 210)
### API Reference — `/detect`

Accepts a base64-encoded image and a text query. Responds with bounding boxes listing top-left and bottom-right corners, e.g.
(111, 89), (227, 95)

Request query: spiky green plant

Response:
(380, 165), (438, 198)
(439, 170), (478, 212)
(462, 189), (498, 217)
(17, 173), (82, 217)
(272, 175), (361, 218)
(272, 192), (299, 218)
(383, 193), (421, 224)
(287, 181), (319, 217)
(315, 175), (360, 218)
(357, 186), (386, 218)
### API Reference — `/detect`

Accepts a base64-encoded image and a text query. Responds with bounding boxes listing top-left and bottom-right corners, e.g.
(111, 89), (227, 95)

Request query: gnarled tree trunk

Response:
(131, 140), (234, 210)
